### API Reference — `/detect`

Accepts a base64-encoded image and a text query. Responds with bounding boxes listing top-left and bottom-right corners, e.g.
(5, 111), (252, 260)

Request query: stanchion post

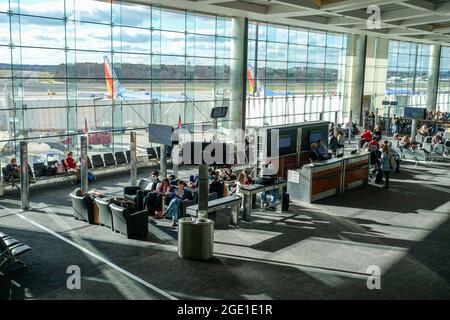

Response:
(80, 136), (88, 192)
(198, 164), (208, 219)
(130, 131), (137, 186)
(20, 141), (29, 210)
(160, 144), (167, 178)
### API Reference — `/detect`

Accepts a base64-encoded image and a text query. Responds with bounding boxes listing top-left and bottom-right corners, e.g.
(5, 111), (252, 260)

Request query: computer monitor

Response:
(309, 131), (322, 145)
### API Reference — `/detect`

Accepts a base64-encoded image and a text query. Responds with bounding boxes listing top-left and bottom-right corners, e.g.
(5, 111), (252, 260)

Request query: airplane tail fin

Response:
(247, 65), (272, 97)
(103, 56), (123, 99)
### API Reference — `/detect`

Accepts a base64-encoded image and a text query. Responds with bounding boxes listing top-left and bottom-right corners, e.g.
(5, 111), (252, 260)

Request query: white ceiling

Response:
(125, 0), (450, 46)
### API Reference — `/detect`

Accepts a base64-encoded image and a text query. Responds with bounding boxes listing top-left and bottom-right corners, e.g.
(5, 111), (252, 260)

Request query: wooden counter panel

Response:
(312, 166), (342, 179)
(312, 174), (340, 195)
(345, 167), (369, 186)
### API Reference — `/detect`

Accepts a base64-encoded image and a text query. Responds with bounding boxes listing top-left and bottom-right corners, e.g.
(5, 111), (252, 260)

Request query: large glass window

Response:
(246, 21), (347, 127)
(386, 39), (431, 111)
(0, 0), (233, 169)
(437, 46), (450, 113)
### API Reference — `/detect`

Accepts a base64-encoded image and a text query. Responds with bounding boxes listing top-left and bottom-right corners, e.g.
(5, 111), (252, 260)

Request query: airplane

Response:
(102, 56), (181, 102)
(385, 88), (423, 96)
(247, 65), (338, 97)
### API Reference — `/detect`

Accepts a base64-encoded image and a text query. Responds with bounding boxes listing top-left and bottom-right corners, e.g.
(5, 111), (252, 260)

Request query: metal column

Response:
(411, 119), (417, 143)
(386, 105), (391, 137)
(20, 141), (29, 210)
(197, 164), (209, 219)
(160, 144), (167, 178)
(80, 136), (88, 192)
(130, 131), (137, 186)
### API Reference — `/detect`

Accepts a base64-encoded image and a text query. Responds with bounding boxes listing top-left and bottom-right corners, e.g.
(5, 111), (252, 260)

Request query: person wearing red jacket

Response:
(360, 129), (373, 147)
(64, 151), (80, 179)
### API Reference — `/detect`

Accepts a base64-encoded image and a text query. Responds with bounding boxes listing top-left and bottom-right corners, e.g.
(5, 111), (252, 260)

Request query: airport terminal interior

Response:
(1, 0), (450, 300)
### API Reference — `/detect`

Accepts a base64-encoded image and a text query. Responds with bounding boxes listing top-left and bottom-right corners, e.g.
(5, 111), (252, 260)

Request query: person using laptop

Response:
(165, 180), (192, 227)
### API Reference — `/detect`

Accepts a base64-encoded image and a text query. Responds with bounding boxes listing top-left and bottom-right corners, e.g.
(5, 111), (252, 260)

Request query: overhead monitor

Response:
(211, 107), (228, 119)
(148, 123), (173, 146)
(403, 107), (426, 120)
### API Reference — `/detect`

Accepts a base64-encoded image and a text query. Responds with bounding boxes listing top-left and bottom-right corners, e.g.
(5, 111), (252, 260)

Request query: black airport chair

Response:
(147, 147), (159, 165)
(47, 160), (58, 176)
(91, 154), (105, 168)
(115, 152), (127, 165)
(0, 235), (32, 269)
(103, 153), (116, 167)
(126, 150), (131, 163)
(33, 162), (46, 178)
(109, 204), (148, 239)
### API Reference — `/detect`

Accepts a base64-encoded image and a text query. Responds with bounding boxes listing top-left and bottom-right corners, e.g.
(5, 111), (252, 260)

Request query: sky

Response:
(0, 0), (232, 66)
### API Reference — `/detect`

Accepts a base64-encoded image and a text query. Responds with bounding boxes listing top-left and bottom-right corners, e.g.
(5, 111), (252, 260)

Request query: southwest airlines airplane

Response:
(100, 56), (180, 101)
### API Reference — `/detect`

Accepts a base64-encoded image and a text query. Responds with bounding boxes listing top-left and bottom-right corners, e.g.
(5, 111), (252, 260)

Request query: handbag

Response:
(56, 162), (65, 174)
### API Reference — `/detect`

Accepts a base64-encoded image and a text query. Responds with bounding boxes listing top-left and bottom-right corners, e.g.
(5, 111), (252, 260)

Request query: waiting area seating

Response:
(0, 232), (32, 270)
(69, 191), (148, 239)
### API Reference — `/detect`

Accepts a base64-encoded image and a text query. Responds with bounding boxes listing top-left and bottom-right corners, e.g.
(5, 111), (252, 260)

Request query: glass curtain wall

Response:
(386, 40), (431, 112)
(437, 46), (450, 113)
(0, 0), (233, 167)
(246, 21), (347, 127)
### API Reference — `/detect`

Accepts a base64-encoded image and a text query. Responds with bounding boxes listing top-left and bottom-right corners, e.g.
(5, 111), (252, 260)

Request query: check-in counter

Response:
(287, 151), (369, 203)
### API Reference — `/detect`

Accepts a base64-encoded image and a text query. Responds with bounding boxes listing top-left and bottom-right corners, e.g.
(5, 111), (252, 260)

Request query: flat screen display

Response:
(309, 131), (322, 144)
(403, 107), (426, 120)
(279, 136), (292, 149)
(148, 123), (173, 146)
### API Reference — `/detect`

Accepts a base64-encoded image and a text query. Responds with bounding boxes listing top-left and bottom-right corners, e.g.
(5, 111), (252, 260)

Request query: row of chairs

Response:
(69, 193), (148, 239)
(0, 231), (32, 271)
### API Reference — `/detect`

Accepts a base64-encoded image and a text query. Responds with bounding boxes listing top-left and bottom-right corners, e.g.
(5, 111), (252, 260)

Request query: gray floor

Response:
(1, 159), (450, 300)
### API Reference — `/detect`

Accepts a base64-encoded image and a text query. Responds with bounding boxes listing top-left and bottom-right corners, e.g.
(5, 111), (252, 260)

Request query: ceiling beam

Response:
(214, 1), (267, 15)
(320, 0), (399, 13)
(397, 0), (435, 11)
(291, 16), (329, 24)
(400, 15), (450, 27)
(265, 4), (317, 18)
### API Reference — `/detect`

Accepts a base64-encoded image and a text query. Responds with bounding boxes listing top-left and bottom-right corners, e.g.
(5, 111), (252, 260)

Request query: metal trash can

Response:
(178, 217), (214, 261)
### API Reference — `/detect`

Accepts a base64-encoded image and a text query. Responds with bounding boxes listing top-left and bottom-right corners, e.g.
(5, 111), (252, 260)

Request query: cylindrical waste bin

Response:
(178, 217), (214, 261)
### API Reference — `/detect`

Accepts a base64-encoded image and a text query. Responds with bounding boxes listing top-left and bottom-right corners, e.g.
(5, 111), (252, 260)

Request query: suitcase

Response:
(282, 193), (289, 211)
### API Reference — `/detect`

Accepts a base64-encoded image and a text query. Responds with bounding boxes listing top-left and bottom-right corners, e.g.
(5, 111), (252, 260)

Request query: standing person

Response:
(380, 144), (391, 189)
(64, 151), (81, 179)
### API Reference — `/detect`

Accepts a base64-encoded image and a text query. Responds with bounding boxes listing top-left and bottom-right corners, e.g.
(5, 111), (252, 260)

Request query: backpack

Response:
(88, 171), (95, 182)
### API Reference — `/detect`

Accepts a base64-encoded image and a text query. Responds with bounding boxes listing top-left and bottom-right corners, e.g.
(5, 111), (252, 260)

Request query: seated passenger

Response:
(165, 181), (192, 227)
(4, 157), (19, 183)
(152, 178), (171, 219)
(418, 125), (429, 138)
(146, 170), (160, 191)
(168, 174), (178, 186)
(209, 172), (223, 197)
(432, 133), (443, 145)
(309, 143), (320, 162)
(4, 157), (35, 185)
(64, 151), (81, 179)
(316, 139), (331, 159)
(399, 135), (411, 150)
(360, 129), (373, 147)
(259, 161), (277, 209)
